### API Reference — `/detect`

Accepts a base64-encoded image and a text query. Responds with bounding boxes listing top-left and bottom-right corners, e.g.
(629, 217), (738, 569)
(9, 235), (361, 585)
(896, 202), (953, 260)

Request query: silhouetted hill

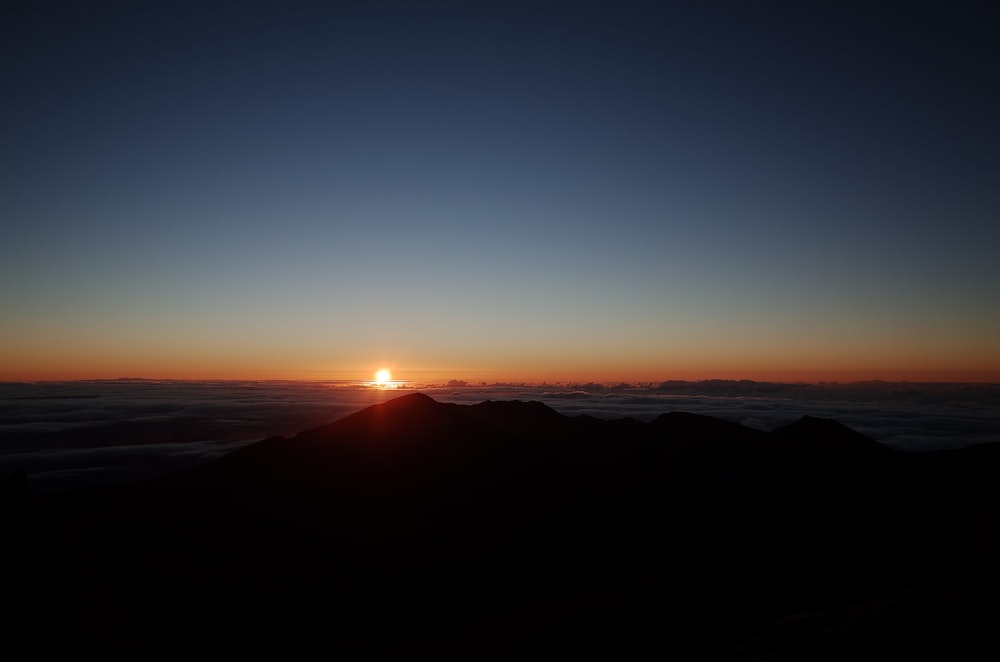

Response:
(653, 410), (766, 441)
(3, 394), (998, 660)
(770, 414), (892, 457)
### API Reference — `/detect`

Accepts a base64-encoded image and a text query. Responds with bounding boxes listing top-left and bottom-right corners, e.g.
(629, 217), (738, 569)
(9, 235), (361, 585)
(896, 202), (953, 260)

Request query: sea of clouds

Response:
(2, 379), (998, 492)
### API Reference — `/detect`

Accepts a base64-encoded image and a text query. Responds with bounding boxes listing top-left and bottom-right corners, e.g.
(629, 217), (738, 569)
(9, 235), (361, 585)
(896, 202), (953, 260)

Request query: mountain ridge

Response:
(4, 393), (997, 661)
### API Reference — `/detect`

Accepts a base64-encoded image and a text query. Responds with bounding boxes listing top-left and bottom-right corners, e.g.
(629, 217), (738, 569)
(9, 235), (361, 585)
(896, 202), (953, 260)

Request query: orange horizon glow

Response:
(3, 332), (999, 385)
(5, 291), (998, 386)
(3, 362), (999, 385)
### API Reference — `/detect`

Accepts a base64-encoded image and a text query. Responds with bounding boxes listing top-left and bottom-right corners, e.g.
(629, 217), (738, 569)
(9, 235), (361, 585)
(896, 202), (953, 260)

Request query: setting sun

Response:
(374, 369), (392, 385)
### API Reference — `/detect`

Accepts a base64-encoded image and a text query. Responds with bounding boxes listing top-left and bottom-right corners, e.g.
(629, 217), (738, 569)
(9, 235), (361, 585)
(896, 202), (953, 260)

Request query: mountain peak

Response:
(295, 391), (457, 444)
(769, 415), (891, 456)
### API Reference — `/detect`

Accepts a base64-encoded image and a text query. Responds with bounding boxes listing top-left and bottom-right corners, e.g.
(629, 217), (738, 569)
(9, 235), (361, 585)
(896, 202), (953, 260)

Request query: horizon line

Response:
(4, 376), (1000, 387)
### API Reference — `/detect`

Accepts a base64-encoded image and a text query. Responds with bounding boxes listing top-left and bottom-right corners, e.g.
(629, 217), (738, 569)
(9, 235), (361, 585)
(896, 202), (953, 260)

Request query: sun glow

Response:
(374, 368), (392, 386)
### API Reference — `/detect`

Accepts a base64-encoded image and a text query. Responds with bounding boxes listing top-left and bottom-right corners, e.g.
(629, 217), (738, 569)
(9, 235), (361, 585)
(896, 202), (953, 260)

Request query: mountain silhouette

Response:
(770, 414), (892, 457)
(3, 394), (998, 660)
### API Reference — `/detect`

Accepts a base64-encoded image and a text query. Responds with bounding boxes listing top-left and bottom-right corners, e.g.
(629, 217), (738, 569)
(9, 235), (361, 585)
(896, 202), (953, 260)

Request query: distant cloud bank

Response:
(2, 380), (998, 492)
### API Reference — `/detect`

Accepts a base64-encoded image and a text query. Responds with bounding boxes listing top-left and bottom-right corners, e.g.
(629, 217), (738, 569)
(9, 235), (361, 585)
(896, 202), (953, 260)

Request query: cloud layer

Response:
(2, 380), (997, 492)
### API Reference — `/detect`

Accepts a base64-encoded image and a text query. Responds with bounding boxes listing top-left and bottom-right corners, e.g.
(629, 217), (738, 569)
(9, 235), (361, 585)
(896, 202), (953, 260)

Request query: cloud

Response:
(426, 383), (1000, 451)
(3, 380), (998, 492)
(0, 438), (259, 493)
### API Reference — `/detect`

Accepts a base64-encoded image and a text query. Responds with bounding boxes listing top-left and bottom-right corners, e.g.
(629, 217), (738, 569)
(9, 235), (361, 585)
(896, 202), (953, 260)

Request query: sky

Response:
(3, 1), (999, 383)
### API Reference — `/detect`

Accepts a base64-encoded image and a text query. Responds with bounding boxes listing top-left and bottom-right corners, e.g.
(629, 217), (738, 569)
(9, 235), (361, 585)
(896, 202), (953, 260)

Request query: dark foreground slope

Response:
(2, 393), (999, 660)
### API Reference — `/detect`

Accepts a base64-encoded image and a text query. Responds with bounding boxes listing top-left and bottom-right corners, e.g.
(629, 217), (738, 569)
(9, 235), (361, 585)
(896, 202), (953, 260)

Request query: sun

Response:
(374, 369), (392, 385)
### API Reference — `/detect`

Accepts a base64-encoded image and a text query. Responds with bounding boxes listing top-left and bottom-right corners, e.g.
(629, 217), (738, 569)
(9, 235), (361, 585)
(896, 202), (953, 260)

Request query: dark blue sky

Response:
(3, 1), (998, 381)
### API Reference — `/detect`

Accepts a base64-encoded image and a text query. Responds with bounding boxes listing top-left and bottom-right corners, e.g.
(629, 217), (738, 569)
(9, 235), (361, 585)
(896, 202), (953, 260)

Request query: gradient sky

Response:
(3, 1), (998, 382)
